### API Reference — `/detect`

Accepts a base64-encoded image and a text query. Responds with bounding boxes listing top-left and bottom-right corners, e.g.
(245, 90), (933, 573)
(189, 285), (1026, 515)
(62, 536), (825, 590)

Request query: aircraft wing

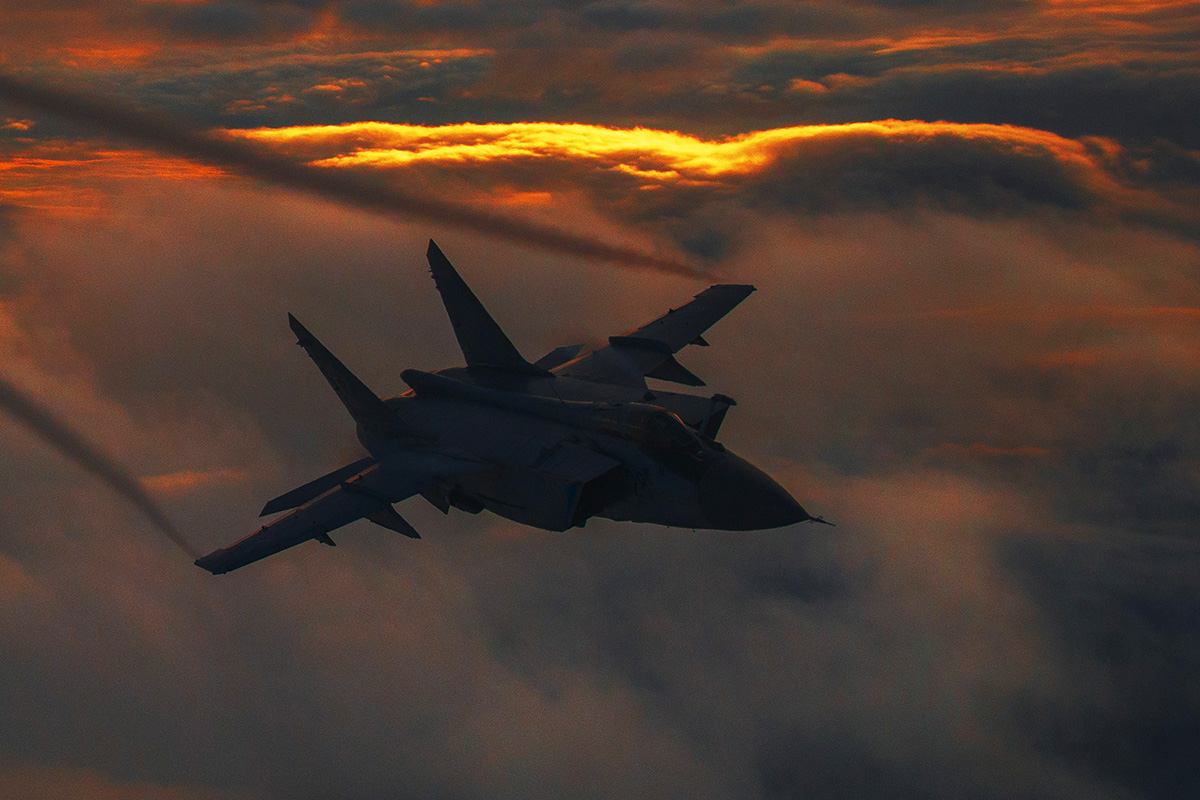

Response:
(194, 453), (478, 575)
(556, 284), (755, 387)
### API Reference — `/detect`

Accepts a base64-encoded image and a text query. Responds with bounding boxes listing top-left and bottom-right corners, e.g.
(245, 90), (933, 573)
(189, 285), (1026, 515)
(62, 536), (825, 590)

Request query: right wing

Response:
(556, 284), (755, 387)
(195, 453), (478, 575)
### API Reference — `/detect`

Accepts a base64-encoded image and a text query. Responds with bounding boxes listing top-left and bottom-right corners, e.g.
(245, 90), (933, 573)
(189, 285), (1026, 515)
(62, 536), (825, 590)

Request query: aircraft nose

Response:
(699, 453), (810, 530)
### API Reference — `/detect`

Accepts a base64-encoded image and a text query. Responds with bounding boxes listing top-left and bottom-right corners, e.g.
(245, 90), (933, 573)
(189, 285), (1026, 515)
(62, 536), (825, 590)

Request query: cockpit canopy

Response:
(594, 404), (708, 456)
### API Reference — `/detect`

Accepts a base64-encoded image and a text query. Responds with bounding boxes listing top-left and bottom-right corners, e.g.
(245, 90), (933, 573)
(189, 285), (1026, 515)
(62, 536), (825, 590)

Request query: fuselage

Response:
(367, 367), (810, 532)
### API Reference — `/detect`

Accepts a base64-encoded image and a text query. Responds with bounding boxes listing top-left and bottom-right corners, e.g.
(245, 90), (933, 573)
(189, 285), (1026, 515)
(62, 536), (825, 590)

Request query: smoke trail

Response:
(0, 376), (199, 558)
(0, 73), (702, 277)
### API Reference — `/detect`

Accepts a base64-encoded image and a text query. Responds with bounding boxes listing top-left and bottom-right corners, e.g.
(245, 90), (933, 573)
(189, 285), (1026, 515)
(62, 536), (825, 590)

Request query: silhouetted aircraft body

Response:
(195, 241), (818, 574)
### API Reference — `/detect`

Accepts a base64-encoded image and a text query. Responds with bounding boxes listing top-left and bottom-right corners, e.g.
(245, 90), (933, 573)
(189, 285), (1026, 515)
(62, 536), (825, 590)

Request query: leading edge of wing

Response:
(621, 283), (756, 353)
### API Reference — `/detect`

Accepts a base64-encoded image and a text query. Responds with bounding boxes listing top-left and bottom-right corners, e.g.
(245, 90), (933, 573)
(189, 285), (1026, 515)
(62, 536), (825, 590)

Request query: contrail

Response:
(0, 376), (199, 558)
(0, 72), (702, 277)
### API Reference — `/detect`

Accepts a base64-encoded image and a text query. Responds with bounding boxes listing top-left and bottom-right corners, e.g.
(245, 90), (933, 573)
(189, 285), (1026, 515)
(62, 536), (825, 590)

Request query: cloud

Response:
(1001, 529), (1200, 799)
(0, 170), (1195, 798)
(4, 0), (1193, 147)
(0, 375), (198, 557)
(142, 2), (319, 44)
(0, 73), (697, 274)
(229, 118), (1200, 258)
(0, 762), (249, 800)
(1, 3), (1198, 797)
(143, 467), (250, 495)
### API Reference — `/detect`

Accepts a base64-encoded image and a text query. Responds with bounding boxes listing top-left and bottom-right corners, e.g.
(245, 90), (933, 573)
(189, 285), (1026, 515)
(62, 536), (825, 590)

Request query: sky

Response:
(0, 1), (1198, 798)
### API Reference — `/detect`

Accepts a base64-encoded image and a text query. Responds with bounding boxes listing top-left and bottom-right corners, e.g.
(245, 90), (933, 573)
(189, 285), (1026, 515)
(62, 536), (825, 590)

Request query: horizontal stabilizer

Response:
(533, 344), (584, 370)
(260, 456), (376, 516)
(365, 505), (420, 538)
(645, 355), (705, 387)
(427, 240), (550, 376)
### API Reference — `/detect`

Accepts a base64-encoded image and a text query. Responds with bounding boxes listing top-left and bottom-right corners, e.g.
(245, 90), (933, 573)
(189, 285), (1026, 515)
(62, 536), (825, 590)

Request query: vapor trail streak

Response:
(0, 376), (198, 558)
(0, 73), (700, 277)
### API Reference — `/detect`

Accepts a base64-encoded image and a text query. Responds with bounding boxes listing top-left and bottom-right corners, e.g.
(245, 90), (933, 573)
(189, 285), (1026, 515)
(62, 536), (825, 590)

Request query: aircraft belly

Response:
(441, 435), (627, 531)
(453, 468), (578, 531)
(451, 466), (595, 531)
(592, 453), (707, 528)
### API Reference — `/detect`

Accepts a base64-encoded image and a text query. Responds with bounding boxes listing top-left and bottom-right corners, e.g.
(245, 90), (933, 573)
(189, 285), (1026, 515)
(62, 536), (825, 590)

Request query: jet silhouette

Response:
(196, 241), (822, 574)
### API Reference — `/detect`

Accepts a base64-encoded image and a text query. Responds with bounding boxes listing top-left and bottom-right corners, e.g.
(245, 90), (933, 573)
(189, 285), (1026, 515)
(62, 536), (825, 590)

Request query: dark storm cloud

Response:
(142, 2), (318, 43)
(103, 52), (492, 129)
(580, 1), (671, 32)
(1002, 532), (1200, 799)
(341, 0), (542, 33)
(784, 64), (1200, 148)
(8, 0), (1193, 152)
(336, 0), (861, 38)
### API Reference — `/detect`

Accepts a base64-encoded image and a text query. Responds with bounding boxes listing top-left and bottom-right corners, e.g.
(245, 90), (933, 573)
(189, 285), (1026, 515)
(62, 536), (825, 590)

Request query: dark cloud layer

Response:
(5, 0), (1194, 148)
(145, 3), (319, 44)
(1, 171), (1198, 798)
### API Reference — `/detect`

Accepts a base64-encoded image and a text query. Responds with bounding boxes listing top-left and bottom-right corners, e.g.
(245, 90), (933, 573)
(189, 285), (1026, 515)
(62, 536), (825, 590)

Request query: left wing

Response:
(556, 284), (755, 387)
(194, 453), (478, 575)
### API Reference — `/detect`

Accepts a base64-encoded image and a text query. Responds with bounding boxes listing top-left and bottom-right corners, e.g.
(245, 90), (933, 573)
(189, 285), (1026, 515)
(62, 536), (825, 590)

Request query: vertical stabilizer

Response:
(288, 314), (416, 441)
(426, 240), (550, 375)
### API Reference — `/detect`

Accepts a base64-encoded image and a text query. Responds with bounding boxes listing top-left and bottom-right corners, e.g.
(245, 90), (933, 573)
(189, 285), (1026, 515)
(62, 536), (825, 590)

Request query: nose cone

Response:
(699, 453), (810, 530)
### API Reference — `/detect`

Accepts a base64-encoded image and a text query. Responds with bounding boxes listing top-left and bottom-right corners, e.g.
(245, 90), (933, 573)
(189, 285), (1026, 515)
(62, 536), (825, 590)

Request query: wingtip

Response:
(287, 313), (313, 342)
(193, 555), (223, 575)
(704, 283), (756, 296)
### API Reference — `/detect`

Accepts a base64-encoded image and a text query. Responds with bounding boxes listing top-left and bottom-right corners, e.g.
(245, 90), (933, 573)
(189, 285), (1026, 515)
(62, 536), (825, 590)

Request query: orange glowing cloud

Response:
(142, 467), (249, 495)
(5, 116), (1189, 238)
(0, 142), (225, 217)
(234, 119), (1109, 185)
(51, 42), (162, 69)
(229, 118), (1199, 234)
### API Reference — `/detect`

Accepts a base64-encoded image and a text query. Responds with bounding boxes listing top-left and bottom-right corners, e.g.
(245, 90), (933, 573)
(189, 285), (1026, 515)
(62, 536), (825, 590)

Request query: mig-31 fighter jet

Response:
(195, 241), (822, 575)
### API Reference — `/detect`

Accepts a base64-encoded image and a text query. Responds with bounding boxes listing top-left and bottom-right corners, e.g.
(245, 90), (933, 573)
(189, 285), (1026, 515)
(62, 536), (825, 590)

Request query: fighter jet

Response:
(195, 241), (822, 574)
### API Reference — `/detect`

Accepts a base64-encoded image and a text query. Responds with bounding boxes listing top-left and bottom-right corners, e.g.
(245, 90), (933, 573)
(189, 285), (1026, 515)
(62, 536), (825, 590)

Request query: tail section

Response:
(288, 314), (419, 445)
(426, 240), (551, 376)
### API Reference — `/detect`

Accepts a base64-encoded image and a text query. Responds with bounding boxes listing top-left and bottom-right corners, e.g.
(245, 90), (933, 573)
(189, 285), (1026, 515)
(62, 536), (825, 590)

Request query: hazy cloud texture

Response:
(1, 1), (1198, 799)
